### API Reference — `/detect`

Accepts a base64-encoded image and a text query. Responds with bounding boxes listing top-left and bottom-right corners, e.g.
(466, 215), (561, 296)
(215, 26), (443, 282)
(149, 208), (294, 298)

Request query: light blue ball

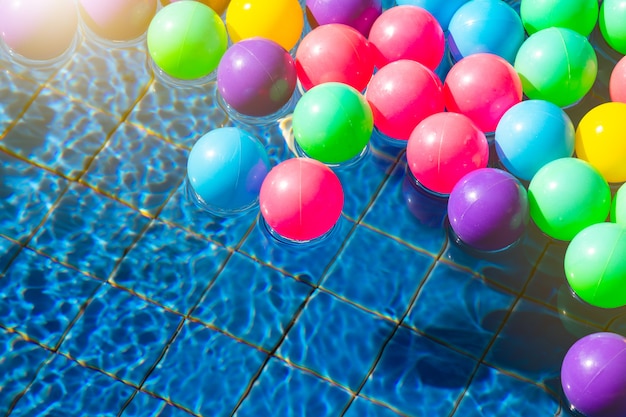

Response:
(448, 0), (524, 63)
(395, 0), (470, 30)
(494, 100), (575, 182)
(187, 127), (271, 214)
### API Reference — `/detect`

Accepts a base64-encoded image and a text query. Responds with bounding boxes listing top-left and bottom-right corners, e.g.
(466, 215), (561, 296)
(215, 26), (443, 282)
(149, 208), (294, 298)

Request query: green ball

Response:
(600, 0), (626, 55)
(528, 157), (611, 241)
(520, 0), (599, 37)
(611, 182), (626, 225)
(514, 27), (597, 108)
(147, 1), (227, 80)
(292, 82), (373, 164)
(564, 222), (626, 308)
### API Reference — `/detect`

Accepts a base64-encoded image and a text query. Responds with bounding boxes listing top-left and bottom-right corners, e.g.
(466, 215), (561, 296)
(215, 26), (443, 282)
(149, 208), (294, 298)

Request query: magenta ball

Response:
(561, 332), (626, 417)
(305, 0), (382, 37)
(259, 158), (344, 242)
(365, 59), (444, 141)
(407, 112), (489, 195)
(448, 168), (529, 251)
(217, 37), (297, 117)
(443, 53), (523, 133)
(368, 5), (445, 70)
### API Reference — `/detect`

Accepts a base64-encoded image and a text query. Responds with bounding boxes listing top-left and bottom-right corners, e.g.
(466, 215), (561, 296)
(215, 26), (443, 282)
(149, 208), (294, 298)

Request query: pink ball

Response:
(443, 53), (522, 133)
(610, 55), (626, 104)
(365, 59), (444, 141)
(295, 23), (375, 92)
(407, 112), (489, 195)
(259, 158), (344, 242)
(0, 0), (78, 61)
(78, 0), (157, 42)
(368, 5), (445, 70)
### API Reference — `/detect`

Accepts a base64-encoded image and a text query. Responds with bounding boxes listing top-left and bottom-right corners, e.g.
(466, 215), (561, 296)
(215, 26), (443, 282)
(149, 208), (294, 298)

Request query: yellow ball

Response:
(226, 0), (303, 51)
(575, 102), (626, 183)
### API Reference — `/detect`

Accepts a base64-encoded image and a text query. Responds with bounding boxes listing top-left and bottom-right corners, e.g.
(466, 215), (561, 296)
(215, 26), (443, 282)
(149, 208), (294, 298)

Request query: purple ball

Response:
(306, 0), (382, 37)
(561, 332), (626, 417)
(448, 168), (529, 251)
(217, 37), (297, 117)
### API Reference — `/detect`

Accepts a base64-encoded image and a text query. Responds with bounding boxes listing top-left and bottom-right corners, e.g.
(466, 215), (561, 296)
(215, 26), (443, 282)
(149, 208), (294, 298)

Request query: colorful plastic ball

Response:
(226, 0), (304, 51)
(564, 223), (626, 309)
(395, 0), (469, 31)
(575, 102), (626, 184)
(407, 112), (489, 195)
(147, 2), (227, 80)
(447, 0), (524, 64)
(610, 56), (626, 103)
(528, 158), (611, 241)
(305, 0), (382, 37)
(259, 158), (344, 242)
(368, 5), (444, 70)
(160, 0), (230, 15)
(295, 24), (375, 92)
(187, 127), (271, 214)
(562, 332), (626, 417)
(217, 38), (296, 117)
(0, 0), (78, 61)
(443, 53), (522, 133)
(611, 183), (626, 225)
(292, 82), (373, 164)
(448, 168), (529, 251)
(365, 59), (444, 141)
(520, 0), (599, 37)
(494, 100), (575, 181)
(600, 0), (626, 55)
(514, 27), (598, 108)
(78, 0), (157, 42)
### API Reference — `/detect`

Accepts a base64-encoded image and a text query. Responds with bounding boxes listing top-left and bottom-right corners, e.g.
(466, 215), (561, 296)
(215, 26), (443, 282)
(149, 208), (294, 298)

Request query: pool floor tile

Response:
(0, 151), (68, 243)
(144, 320), (267, 416)
(361, 326), (477, 417)
(405, 262), (516, 359)
(121, 391), (195, 417)
(158, 180), (257, 248)
(234, 358), (352, 417)
(113, 220), (231, 314)
(83, 122), (187, 216)
(277, 290), (396, 391)
(362, 163), (449, 256)
(321, 225), (435, 320)
(60, 284), (182, 386)
(30, 182), (151, 279)
(452, 364), (561, 417)
(343, 397), (406, 417)
(0, 70), (39, 137)
(50, 39), (152, 119)
(0, 248), (101, 349)
(10, 353), (135, 417)
(483, 299), (599, 394)
(0, 330), (50, 415)
(0, 88), (119, 180)
(0, 236), (19, 272)
(192, 252), (313, 350)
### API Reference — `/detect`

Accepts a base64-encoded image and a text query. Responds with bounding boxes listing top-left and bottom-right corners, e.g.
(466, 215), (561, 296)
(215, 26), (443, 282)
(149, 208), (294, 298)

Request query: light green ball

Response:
(611, 182), (626, 225)
(147, 1), (227, 80)
(600, 0), (626, 55)
(528, 157), (611, 241)
(520, 0), (599, 37)
(564, 222), (626, 309)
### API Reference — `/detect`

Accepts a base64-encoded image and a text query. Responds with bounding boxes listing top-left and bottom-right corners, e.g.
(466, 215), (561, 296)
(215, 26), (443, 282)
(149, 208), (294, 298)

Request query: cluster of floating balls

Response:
(2, 0), (626, 414)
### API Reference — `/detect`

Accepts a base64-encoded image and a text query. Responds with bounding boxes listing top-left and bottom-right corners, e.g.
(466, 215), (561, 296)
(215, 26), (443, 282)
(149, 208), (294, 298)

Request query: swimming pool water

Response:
(1, 1), (625, 416)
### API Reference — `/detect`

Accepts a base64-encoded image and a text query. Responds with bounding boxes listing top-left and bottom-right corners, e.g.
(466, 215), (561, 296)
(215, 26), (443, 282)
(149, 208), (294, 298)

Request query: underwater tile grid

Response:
(1, 3), (626, 417)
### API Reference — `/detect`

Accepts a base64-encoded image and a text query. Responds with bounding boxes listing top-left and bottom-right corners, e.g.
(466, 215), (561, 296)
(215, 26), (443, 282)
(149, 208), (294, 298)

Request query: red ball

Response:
(259, 158), (344, 242)
(365, 59), (444, 141)
(295, 23), (375, 92)
(368, 5), (445, 70)
(443, 53), (522, 133)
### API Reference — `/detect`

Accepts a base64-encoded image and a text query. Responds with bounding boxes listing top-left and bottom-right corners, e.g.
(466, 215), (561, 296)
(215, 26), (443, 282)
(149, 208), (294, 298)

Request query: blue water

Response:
(1, 1), (625, 416)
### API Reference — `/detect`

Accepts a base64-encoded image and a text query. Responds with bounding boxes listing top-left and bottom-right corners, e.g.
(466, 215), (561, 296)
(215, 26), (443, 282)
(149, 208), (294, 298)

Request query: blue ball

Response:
(494, 100), (576, 182)
(448, 0), (524, 63)
(187, 127), (271, 214)
(395, 0), (470, 30)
